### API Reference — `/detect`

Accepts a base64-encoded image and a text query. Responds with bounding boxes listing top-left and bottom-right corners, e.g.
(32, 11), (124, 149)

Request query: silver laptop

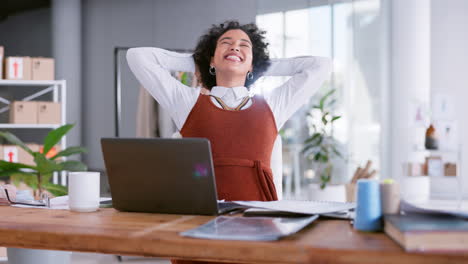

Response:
(101, 138), (241, 215)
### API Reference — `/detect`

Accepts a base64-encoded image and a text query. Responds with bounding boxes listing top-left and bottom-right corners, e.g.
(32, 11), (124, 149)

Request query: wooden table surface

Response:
(0, 206), (466, 264)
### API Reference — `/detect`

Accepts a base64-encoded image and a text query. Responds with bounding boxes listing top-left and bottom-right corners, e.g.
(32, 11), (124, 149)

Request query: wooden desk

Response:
(0, 206), (466, 264)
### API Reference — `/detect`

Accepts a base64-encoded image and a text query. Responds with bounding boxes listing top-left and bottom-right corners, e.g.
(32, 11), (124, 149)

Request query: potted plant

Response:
(302, 89), (346, 201)
(0, 124), (87, 264)
(0, 124), (87, 198)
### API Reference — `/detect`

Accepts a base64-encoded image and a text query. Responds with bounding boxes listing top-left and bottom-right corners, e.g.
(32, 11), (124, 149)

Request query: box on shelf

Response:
(37, 101), (61, 124)
(0, 46), (4, 80)
(31, 57), (55, 80)
(2, 145), (19, 163)
(9, 101), (38, 124)
(445, 163), (457, 176)
(4, 56), (31, 80)
(18, 143), (39, 166)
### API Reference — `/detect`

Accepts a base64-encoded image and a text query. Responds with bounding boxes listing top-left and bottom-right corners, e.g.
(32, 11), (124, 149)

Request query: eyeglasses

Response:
(4, 188), (50, 208)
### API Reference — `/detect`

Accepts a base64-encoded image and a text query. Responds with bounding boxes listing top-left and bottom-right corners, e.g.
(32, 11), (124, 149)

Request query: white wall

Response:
(52, 0), (82, 153)
(0, 8), (57, 142)
(390, 0), (431, 184)
(0, 8), (52, 58)
(431, 0), (468, 196)
(82, 0), (257, 170)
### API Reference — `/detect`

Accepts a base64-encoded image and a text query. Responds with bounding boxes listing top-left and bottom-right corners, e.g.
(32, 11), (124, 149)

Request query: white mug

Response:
(68, 171), (100, 212)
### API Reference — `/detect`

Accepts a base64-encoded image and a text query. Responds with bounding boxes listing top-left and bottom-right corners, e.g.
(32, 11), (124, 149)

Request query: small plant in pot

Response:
(0, 124), (87, 198)
(302, 89), (343, 190)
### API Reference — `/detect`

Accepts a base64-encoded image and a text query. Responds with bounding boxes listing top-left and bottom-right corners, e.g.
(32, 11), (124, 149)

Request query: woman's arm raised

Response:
(262, 56), (332, 130)
(126, 47), (200, 130)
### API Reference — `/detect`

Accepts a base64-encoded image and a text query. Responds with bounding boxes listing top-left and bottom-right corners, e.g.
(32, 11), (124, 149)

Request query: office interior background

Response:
(0, 0), (467, 262)
(0, 0), (466, 198)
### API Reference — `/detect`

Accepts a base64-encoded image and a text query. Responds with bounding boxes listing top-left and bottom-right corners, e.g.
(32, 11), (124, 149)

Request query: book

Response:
(384, 213), (468, 252)
(180, 215), (318, 241)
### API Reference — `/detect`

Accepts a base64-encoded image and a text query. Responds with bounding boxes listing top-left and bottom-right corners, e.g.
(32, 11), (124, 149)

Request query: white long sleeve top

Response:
(127, 47), (332, 200)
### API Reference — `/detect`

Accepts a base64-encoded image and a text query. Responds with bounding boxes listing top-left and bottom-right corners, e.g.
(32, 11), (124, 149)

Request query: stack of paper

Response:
(231, 200), (355, 216)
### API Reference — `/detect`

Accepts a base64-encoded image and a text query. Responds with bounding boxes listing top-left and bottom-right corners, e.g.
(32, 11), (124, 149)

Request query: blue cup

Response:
(353, 179), (383, 231)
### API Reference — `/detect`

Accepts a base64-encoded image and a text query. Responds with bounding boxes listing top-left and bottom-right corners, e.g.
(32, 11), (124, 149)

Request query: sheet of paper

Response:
(400, 199), (468, 218)
(12, 196), (112, 210)
(233, 200), (355, 215)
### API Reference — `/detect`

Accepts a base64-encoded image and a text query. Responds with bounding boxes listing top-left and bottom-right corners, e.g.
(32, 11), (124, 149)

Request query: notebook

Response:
(180, 215), (319, 241)
(384, 213), (468, 252)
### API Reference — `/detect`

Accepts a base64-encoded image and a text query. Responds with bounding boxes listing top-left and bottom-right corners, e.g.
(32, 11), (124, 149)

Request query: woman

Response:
(127, 20), (331, 205)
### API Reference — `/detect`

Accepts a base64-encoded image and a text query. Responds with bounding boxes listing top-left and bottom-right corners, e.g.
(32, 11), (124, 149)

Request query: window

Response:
(256, 0), (386, 199)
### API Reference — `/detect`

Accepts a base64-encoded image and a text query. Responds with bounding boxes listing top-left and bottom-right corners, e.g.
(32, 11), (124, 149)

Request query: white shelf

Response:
(0, 124), (60, 129)
(0, 79), (64, 86)
(412, 148), (459, 155)
(0, 79), (67, 185)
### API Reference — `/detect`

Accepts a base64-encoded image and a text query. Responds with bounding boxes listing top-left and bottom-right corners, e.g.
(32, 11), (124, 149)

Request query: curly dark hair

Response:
(193, 20), (270, 90)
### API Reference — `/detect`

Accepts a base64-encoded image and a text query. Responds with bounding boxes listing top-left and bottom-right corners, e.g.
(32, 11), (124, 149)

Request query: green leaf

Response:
(10, 172), (38, 190)
(319, 89), (335, 110)
(320, 155), (329, 163)
(0, 169), (35, 178)
(10, 173), (23, 186)
(43, 183), (68, 196)
(0, 160), (36, 171)
(304, 133), (322, 145)
(301, 144), (318, 156)
(320, 166), (332, 189)
(50, 146), (87, 160)
(331, 146), (343, 158)
(313, 152), (322, 162)
(322, 115), (328, 125)
(43, 124), (74, 155)
(0, 131), (34, 155)
(41, 173), (54, 185)
(331, 116), (341, 122)
(57, 160), (87, 171)
(34, 153), (61, 174)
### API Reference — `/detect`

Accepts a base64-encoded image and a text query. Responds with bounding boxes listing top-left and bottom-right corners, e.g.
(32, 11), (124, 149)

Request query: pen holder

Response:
(380, 180), (400, 214)
(353, 179), (382, 232)
(345, 183), (356, 202)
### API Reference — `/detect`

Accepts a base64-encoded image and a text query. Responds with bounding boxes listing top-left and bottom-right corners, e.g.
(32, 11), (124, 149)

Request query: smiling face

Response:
(210, 29), (253, 80)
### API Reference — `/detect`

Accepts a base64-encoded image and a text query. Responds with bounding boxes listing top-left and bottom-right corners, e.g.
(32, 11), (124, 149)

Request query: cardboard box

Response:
(4, 56), (31, 80)
(2, 145), (19, 162)
(18, 143), (39, 166)
(9, 101), (38, 124)
(0, 46), (4, 80)
(445, 163), (457, 176)
(37, 101), (61, 124)
(31, 57), (54, 80)
(345, 183), (356, 202)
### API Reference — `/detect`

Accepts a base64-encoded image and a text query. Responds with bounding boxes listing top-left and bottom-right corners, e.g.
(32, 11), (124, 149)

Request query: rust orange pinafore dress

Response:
(172, 94), (278, 264)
